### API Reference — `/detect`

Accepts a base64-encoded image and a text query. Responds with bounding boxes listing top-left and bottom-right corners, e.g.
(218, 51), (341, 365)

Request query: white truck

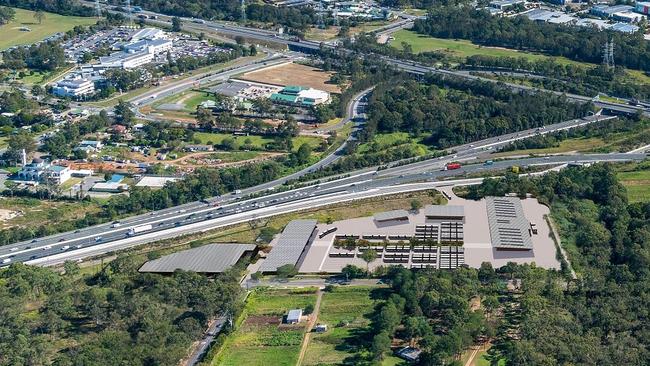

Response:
(127, 224), (153, 236)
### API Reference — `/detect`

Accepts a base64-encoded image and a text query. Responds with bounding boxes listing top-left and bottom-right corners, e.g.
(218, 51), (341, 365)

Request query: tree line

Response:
(413, 7), (650, 70)
(463, 55), (650, 100)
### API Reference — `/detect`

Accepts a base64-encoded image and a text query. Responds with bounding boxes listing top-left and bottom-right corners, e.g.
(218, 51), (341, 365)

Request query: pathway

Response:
(296, 289), (323, 365)
(546, 215), (577, 280)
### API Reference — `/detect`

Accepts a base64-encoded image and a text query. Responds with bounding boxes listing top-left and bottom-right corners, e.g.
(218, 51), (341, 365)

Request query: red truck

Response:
(444, 162), (462, 171)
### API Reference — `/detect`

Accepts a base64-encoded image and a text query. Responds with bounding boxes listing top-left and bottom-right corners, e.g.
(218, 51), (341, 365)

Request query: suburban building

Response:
(184, 144), (214, 152)
(77, 140), (103, 151)
(612, 10), (644, 23)
(52, 78), (95, 98)
(12, 158), (71, 185)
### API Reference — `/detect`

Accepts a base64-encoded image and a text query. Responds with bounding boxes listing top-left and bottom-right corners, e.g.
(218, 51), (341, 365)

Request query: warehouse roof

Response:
(139, 244), (256, 273)
(374, 209), (409, 222)
(424, 205), (465, 218)
(259, 219), (317, 272)
(486, 197), (533, 250)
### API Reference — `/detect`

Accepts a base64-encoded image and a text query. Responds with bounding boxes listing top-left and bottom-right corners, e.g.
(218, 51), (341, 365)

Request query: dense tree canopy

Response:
(365, 75), (591, 148)
(0, 257), (243, 365)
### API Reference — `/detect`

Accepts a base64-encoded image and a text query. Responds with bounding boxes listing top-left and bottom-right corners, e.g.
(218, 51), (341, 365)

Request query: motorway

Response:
(2, 4), (647, 267)
(82, 1), (650, 117)
(0, 111), (643, 267)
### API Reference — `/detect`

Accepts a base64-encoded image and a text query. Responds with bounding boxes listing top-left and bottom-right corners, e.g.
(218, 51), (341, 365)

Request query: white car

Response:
(61, 246), (70, 251)
(2, 258), (11, 264)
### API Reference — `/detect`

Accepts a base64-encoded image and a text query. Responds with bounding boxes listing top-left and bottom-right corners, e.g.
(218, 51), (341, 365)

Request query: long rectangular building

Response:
(486, 197), (533, 250)
(259, 219), (317, 272)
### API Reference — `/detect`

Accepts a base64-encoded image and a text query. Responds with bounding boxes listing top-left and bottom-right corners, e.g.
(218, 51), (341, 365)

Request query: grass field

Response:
(617, 169), (650, 203)
(0, 196), (101, 230)
(489, 137), (606, 158)
(211, 288), (318, 366)
(303, 286), (396, 366)
(391, 30), (579, 66)
(193, 132), (321, 152)
(357, 131), (432, 157)
(241, 62), (341, 94)
(0, 8), (97, 50)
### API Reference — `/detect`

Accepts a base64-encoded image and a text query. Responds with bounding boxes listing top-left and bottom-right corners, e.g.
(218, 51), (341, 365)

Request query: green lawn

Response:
(489, 137), (606, 158)
(0, 8), (97, 50)
(391, 30), (579, 66)
(303, 286), (392, 366)
(211, 288), (317, 366)
(194, 132), (321, 152)
(617, 170), (650, 203)
(357, 131), (431, 156)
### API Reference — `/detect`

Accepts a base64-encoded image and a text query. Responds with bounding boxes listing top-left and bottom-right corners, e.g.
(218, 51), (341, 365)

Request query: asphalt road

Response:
(2, 149), (644, 267)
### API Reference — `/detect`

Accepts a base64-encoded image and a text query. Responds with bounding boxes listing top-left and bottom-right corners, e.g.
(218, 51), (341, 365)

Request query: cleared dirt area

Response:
(239, 62), (341, 93)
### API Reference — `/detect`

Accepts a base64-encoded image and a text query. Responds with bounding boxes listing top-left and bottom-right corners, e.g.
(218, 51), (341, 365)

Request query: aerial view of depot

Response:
(1, 0), (650, 365)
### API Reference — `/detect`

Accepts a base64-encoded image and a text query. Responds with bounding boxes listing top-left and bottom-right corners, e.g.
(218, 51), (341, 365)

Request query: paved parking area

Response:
(298, 188), (560, 273)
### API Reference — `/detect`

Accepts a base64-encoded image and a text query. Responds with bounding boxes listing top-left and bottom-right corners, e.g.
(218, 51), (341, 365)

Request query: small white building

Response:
(78, 140), (104, 151)
(52, 78), (95, 98)
(286, 309), (303, 324)
(91, 182), (129, 193)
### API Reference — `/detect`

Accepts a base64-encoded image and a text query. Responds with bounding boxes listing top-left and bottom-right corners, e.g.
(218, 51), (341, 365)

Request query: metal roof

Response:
(424, 205), (465, 218)
(139, 244), (256, 273)
(373, 209), (409, 222)
(259, 219), (317, 272)
(486, 197), (533, 250)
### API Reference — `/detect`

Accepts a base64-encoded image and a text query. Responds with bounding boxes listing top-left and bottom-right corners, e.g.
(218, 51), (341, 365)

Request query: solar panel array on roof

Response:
(373, 209), (409, 222)
(486, 197), (533, 250)
(138, 244), (256, 273)
(259, 219), (317, 272)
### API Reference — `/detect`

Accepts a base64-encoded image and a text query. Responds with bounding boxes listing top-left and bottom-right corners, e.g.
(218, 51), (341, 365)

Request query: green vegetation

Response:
(0, 257), (243, 365)
(211, 288), (318, 366)
(616, 162), (650, 203)
(303, 286), (390, 365)
(194, 132), (321, 152)
(0, 8), (96, 50)
(391, 29), (575, 65)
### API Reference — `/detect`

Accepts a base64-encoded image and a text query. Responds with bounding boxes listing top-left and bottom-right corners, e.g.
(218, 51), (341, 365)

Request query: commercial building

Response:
(590, 4), (634, 18)
(612, 10), (644, 23)
(486, 197), (533, 250)
(636, 2), (650, 15)
(259, 219), (317, 273)
(269, 86), (330, 107)
(123, 38), (173, 55)
(91, 182), (129, 193)
(488, 0), (525, 11)
(52, 78), (95, 98)
(131, 27), (166, 41)
(373, 209), (409, 223)
(97, 51), (154, 70)
(139, 244), (257, 274)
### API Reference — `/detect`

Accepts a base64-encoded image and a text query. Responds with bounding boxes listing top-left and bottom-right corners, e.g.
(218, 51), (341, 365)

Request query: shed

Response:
(286, 309), (303, 324)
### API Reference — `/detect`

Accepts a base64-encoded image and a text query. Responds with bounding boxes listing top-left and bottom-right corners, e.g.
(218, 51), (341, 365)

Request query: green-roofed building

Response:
(282, 85), (307, 95)
(270, 93), (299, 104)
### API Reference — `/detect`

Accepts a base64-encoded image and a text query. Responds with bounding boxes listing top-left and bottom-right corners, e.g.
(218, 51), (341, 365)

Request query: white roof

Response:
(136, 176), (180, 187)
(298, 88), (329, 100)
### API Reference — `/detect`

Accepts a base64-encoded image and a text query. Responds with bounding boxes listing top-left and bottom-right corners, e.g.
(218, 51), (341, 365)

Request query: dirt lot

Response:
(240, 62), (341, 94)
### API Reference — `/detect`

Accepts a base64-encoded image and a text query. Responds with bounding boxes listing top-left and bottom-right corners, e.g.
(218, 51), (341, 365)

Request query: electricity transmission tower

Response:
(602, 39), (614, 69)
(95, 0), (102, 17)
(125, 0), (133, 26)
(241, 0), (246, 22)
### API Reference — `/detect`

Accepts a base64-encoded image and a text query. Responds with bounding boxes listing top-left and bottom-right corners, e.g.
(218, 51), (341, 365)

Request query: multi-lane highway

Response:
(0, 111), (643, 267)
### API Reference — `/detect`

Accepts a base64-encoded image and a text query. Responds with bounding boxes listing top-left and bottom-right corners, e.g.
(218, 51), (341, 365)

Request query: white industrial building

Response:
(52, 78), (95, 98)
(12, 158), (72, 185)
(97, 51), (154, 70)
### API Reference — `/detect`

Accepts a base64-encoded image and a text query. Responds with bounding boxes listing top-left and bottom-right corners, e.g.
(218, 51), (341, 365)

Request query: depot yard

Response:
(210, 288), (318, 366)
(0, 8), (97, 50)
(239, 62), (342, 94)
